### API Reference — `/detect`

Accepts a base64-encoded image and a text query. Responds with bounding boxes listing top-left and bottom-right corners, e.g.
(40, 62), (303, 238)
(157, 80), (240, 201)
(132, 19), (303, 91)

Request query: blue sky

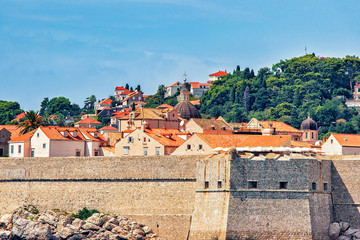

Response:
(1, 0), (360, 111)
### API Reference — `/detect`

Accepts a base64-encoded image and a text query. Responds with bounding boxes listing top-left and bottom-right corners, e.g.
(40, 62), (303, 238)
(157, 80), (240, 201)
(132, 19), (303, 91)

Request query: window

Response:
(312, 182), (317, 190)
(11, 145), (14, 154)
(324, 183), (328, 191)
(187, 144), (191, 150)
(218, 181), (222, 189)
(155, 147), (160, 155)
(305, 132), (308, 139)
(248, 181), (258, 189)
(331, 139), (333, 144)
(43, 143), (46, 149)
(128, 136), (133, 143)
(311, 132), (314, 139)
(132, 97), (135, 100)
(75, 150), (81, 157)
(94, 150), (99, 156)
(18, 145), (21, 153)
(31, 149), (34, 157)
(37, 133), (40, 137)
(123, 146), (129, 155)
(143, 137), (146, 143)
(204, 181), (209, 189)
(199, 144), (203, 150)
(279, 182), (288, 189)
(143, 147), (148, 155)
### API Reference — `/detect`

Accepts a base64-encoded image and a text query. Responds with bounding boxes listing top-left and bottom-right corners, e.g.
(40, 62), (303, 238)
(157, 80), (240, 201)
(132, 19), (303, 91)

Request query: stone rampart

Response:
(0, 156), (198, 240)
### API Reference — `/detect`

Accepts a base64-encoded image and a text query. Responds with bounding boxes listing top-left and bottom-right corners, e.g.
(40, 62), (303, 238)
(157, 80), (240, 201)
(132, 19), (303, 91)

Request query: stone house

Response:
(9, 126), (105, 157)
(111, 108), (181, 132)
(164, 81), (181, 98)
(189, 82), (212, 98)
(322, 133), (360, 155)
(114, 86), (131, 101)
(0, 128), (11, 156)
(74, 117), (102, 128)
(115, 127), (189, 156)
(171, 133), (291, 156)
(120, 91), (146, 108)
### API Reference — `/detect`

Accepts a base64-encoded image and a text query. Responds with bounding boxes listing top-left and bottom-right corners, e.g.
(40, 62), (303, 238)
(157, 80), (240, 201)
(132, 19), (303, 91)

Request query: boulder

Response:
(59, 226), (76, 239)
(329, 222), (341, 240)
(343, 227), (359, 237)
(142, 226), (153, 235)
(0, 231), (11, 240)
(11, 217), (52, 240)
(340, 222), (350, 232)
(72, 219), (86, 229)
(132, 228), (145, 237)
(82, 222), (101, 231)
(57, 215), (72, 229)
(354, 230), (360, 239)
(336, 236), (351, 240)
(108, 218), (119, 226)
(87, 213), (106, 227)
(38, 212), (57, 226)
(103, 222), (116, 231)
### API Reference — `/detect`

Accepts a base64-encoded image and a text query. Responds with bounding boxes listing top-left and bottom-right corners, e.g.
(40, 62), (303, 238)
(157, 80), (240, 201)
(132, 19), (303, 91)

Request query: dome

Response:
(174, 101), (201, 120)
(300, 117), (318, 131)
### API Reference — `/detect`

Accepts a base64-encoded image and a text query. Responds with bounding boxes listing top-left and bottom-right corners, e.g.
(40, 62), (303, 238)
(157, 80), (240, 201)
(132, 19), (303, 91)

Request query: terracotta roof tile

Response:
(332, 133), (360, 147)
(9, 129), (36, 142)
(0, 125), (23, 140)
(156, 104), (174, 110)
(144, 128), (185, 147)
(96, 98), (113, 106)
(196, 134), (291, 148)
(209, 71), (227, 77)
(188, 118), (233, 131)
(259, 121), (302, 133)
(76, 117), (101, 124)
(99, 126), (117, 131)
(115, 86), (127, 91)
(11, 112), (25, 122)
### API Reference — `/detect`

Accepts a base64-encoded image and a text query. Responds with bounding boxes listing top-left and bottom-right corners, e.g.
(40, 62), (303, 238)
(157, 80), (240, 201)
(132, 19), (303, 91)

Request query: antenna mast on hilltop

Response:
(305, 46), (307, 55)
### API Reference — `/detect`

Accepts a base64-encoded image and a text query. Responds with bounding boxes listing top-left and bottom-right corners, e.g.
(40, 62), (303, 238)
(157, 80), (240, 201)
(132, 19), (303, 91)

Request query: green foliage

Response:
(0, 100), (22, 125)
(200, 54), (360, 136)
(145, 84), (179, 108)
(18, 111), (43, 134)
(73, 207), (99, 220)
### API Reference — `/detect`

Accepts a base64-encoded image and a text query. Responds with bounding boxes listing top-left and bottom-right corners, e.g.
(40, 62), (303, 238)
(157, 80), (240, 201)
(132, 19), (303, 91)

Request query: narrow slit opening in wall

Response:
(279, 181), (288, 189)
(312, 182), (317, 190)
(204, 181), (209, 189)
(323, 183), (328, 191)
(218, 181), (222, 189)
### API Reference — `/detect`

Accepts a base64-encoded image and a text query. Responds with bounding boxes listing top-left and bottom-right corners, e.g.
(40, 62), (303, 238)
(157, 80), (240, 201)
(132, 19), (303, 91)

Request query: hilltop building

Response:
(189, 82), (212, 98)
(74, 117), (102, 128)
(208, 70), (227, 83)
(165, 81), (181, 98)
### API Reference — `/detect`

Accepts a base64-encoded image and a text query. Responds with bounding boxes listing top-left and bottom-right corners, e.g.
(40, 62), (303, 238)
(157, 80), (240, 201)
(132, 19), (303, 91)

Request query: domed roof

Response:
(300, 117), (318, 131)
(174, 101), (201, 120)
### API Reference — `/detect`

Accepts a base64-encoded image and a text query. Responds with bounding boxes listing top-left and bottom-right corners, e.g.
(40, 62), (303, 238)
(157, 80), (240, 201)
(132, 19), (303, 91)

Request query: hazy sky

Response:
(1, 0), (360, 110)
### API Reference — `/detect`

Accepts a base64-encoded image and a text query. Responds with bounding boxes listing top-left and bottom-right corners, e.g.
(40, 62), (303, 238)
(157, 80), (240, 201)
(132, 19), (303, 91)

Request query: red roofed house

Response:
(115, 125), (189, 156)
(95, 98), (114, 118)
(189, 82), (212, 98)
(99, 125), (118, 135)
(11, 112), (26, 122)
(114, 86), (131, 101)
(0, 125), (23, 156)
(171, 134), (291, 156)
(208, 70), (227, 83)
(322, 133), (360, 155)
(9, 126), (106, 157)
(74, 117), (102, 128)
(121, 91), (146, 108)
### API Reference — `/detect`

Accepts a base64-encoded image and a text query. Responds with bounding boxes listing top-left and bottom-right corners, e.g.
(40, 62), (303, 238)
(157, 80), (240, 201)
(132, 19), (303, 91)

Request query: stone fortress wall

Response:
(0, 154), (359, 240)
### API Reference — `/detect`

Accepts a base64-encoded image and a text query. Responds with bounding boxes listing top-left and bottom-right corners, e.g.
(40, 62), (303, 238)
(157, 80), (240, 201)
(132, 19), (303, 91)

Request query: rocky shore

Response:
(329, 221), (360, 240)
(0, 205), (164, 240)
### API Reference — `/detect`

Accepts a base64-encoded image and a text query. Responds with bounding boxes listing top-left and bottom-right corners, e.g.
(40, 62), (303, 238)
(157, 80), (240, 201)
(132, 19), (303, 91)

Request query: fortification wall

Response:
(331, 159), (360, 227)
(0, 156), (198, 240)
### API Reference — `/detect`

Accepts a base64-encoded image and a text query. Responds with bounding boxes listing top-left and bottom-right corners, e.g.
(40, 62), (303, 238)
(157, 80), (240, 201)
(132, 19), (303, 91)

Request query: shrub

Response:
(72, 207), (99, 220)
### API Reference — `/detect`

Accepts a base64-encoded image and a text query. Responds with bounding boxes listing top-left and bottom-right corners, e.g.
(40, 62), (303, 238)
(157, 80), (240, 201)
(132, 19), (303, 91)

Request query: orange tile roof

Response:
(209, 71), (227, 77)
(259, 121), (302, 133)
(200, 83), (212, 86)
(9, 129), (36, 142)
(96, 98), (113, 106)
(99, 126), (117, 131)
(11, 112), (25, 122)
(144, 128), (185, 147)
(166, 81), (181, 88)
(189, 82), (200, 89)
(156, 104), (174, 110)
(196, 134), (291, 148)
(332, 133), (360, 147)
(0, 125), (23, 140)
(115, 86), (127, 91)
(40, 126), (105, 142)
(76, 117), (101, 124)
(189, 100), (200, 105)
(291, 140), (314, 148)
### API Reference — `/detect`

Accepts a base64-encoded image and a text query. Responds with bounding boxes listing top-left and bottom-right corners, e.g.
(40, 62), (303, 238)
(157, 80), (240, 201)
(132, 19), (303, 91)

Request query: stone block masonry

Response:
(0, 156), (198, 240)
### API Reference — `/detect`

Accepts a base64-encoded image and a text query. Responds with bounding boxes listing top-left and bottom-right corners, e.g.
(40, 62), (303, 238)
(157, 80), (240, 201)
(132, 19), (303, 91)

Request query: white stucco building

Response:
(322, 133), (360, 155)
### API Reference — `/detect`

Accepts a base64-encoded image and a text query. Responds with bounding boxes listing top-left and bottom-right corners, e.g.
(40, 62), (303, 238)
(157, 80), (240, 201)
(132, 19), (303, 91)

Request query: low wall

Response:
(0, 156), (198, 240)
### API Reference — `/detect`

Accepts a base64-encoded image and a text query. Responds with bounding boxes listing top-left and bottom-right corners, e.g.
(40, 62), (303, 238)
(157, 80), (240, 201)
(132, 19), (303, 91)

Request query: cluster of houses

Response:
(1, 70), (359, 157)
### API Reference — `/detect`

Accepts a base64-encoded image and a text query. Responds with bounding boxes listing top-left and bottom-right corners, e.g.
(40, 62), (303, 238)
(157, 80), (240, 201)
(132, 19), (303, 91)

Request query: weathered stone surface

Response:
(0, 231), (11, 240)
(82, 222), (101, 231)
(329, 222), (341, 240)
(336, 235), (351, 240)
(343, 227), (358, 237)
(103, 222), (116, 231)
(108, 218), (119, 226)
(59, 226), (76, 239)
(12, 217), (52, 240)
(354, 230), (360, 239)
(72, 219), (86, 229)
(340, 222), (350, 232)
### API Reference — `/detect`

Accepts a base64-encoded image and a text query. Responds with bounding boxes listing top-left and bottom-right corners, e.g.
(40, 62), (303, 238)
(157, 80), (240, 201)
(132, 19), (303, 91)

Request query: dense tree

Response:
(84, 95), (97, 111)
(47, 97), (72, 116)
(135, 85), (141, 91)
(39, 97), (49, 116)
(199, 54), (360, 136)
(0, 100), (22, 125)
